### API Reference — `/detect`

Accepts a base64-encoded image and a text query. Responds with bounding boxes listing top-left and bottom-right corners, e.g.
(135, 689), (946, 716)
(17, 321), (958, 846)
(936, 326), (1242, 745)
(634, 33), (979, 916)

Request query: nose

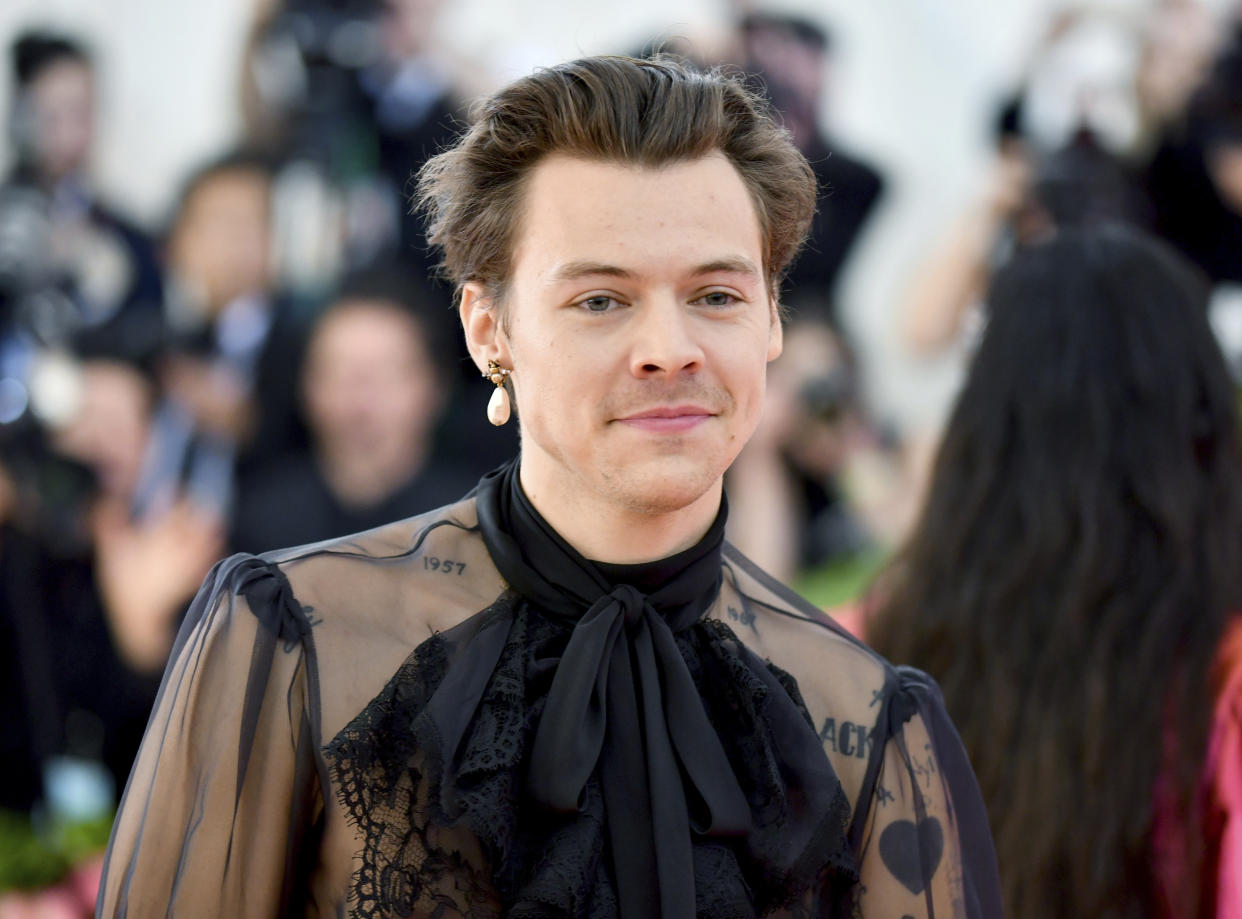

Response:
(629, 298), (705, 379)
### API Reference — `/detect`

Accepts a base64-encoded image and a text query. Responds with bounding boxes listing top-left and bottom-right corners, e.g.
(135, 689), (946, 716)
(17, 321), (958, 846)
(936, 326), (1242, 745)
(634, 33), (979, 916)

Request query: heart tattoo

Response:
(878, 817), (944, 895)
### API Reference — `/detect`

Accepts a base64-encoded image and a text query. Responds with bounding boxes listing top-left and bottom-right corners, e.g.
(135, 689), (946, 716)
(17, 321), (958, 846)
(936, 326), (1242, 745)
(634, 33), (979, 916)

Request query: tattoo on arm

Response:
(817, 717), (874, 759)
(878, 817), (943, 895)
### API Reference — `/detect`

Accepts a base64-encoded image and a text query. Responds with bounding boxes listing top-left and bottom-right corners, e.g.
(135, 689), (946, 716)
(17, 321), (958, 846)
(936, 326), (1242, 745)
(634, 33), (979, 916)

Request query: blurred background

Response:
(2, 0), (1241, 912)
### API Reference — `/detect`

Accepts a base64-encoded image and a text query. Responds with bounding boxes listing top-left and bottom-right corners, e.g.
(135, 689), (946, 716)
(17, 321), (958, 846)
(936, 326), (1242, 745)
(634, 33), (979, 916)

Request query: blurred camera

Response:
(798, 367), (854, 425)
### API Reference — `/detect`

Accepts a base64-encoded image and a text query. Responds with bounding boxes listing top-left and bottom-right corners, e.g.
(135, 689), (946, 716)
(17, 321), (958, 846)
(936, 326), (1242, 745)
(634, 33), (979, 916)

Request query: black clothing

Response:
(1146, 129), (1242, 285)
(242, 297), (312, 472)
(0, 171), (164, 364)
(230, 452), (476, 555)
(98, 463), (1001, 917)
(784, 137), (884, 325)
(0, 526), (159, 815)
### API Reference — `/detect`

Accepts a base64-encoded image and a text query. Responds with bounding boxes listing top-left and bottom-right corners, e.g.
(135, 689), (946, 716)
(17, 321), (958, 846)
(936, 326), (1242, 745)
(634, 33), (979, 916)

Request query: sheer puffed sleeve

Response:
(852, 667), (1001, 919)
(95, 554), (327, 918)
(715, 544), (1001, 917)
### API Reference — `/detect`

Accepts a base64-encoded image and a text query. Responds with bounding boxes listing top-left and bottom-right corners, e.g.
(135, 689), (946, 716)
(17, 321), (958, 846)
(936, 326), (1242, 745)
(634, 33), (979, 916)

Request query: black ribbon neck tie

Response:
(477, 462), (749, 917)
(526, 583), (752, 916)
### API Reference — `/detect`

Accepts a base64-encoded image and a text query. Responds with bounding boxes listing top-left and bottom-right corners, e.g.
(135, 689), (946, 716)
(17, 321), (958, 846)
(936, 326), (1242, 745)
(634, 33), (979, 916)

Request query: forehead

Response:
(509, 153), (765, 288)
(30, 58), (92, 94)
(184, 169), (270, 218)
(310, 301), (426, 357)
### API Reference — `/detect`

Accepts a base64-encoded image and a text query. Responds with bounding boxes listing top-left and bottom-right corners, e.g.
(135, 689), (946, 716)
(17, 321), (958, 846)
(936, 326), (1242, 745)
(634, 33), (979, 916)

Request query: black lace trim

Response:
(324, 595), (858, 918)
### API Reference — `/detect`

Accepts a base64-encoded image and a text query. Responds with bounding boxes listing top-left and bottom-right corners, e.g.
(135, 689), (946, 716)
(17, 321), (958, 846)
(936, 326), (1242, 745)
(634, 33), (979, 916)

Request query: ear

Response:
(459, 282), (510, 373)
(767, 297), (784, 362)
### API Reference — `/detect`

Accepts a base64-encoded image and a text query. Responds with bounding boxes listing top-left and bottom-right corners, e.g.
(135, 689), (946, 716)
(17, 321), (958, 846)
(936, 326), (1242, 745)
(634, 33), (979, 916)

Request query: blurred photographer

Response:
(159, 150), (309, 492)
(229, 265), (472, 554)
(0, 355), (221, 836)
(901, 9), (1156, 358)
(240, 0), (460, 293)
(237, 0), (523, 476)
(1147, 17), (1242, 287)
(0, 30), (163, 366)
(727, 319), (904, 587)
(737, 12), (884, 328)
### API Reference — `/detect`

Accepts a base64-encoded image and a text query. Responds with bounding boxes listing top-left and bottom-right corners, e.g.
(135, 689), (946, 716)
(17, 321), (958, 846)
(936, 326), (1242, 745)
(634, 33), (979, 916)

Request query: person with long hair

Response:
(870, 224), (1242, 918)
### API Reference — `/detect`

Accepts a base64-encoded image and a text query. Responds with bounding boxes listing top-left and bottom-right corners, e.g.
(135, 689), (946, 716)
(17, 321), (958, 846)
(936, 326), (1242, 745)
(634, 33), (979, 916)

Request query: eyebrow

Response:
(547, 256), (761, 284)
(548, 261), (636, 283)
(693, 257), (761, 279)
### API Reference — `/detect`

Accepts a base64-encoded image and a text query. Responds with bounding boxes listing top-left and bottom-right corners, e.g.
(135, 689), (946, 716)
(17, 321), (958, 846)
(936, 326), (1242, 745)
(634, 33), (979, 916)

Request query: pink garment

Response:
(824, 601), (866, 640)
(0, 855), (102, 919)
(1133, 619), (1242, 917)
(1206, 621), (1242, 917)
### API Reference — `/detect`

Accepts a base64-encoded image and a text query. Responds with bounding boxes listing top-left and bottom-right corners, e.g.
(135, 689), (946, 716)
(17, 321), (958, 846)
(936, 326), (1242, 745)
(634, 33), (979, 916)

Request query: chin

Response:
(603, 459), (724, 516)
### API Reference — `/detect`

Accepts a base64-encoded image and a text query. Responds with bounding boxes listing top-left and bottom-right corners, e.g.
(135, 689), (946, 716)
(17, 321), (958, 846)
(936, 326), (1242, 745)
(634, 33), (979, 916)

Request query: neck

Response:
(517, 462), (723, 564)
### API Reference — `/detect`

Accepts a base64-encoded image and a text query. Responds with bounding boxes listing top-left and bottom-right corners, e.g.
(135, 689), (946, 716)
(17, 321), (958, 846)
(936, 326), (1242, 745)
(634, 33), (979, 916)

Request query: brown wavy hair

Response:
(415, 54), (816, 306)
(870, 226), (1242, 918)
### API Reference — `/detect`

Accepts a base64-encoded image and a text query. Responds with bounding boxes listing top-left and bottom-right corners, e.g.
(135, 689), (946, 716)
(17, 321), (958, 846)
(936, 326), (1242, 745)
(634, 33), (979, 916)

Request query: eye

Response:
(578, 295), (620, 313)
(694, 291), (740, 308)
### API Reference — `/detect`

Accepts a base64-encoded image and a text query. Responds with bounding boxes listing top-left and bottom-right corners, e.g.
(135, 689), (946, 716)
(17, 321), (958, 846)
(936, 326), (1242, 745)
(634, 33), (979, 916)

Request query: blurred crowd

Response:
(3, 0), (1242, 915)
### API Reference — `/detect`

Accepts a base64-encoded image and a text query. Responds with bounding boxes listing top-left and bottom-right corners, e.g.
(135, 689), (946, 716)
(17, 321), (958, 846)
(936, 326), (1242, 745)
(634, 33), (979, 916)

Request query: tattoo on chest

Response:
(422, 555), (467, 576)
(724, 604), (758, 634)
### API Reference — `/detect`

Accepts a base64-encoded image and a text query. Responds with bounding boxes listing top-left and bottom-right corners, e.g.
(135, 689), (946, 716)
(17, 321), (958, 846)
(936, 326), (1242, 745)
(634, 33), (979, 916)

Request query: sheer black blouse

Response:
(96, 466), (1000, 918)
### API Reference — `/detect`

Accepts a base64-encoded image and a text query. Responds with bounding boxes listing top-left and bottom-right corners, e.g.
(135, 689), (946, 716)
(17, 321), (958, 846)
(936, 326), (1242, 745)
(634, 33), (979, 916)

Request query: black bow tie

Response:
(476, 461), (747, 917)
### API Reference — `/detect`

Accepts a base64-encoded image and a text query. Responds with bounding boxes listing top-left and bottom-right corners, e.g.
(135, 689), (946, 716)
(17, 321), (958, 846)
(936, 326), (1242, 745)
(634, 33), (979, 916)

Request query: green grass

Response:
(0, 810), (112, 892)
(793, 550), (886, 610)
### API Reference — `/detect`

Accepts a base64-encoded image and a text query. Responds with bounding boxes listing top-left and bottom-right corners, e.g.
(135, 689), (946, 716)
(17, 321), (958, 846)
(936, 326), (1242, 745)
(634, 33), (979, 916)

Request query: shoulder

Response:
(718, 543), (958, 817)
(719, 543), (947, 744)
(262, 490), (482, 567)
(721, 541), (893, 687)
(260, 492), (507, 641)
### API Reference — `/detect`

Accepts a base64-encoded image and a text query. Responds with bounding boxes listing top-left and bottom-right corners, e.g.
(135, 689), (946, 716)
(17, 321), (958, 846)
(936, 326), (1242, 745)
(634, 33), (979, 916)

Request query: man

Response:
(737, 12), (884, 326)
(230, 267), (476, 554)
(160, 150), (307, 474)
(97, 56), (1000, 918)
(1, 30), (164, 363)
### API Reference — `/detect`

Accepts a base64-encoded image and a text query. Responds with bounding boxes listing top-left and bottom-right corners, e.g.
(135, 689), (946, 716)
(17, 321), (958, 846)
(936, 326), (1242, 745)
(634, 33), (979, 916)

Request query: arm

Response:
(899, 149), (1031, 357)
(96, 556), (324, 917)
(853, 668), (1001, 918)
(92, 497), (224, 674)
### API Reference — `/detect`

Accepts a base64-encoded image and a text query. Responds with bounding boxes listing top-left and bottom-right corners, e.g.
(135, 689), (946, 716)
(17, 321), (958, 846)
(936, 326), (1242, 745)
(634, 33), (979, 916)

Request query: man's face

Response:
(26, 59), (95, 181)
(463, 153), (781, 516)
(169, 170), (272, 314)
(303, 302), (441, 460)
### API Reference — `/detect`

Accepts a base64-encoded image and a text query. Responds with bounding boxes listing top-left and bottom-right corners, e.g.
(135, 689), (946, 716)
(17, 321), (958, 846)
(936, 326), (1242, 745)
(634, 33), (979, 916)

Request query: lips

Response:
(616, 405), (714, 433)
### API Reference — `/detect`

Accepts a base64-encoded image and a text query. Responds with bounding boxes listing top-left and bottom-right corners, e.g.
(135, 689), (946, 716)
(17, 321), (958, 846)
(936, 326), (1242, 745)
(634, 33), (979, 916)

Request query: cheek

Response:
(729, 347), (770, 407)
(509, 332), (575, 409)
(513, 365), (577, 431)
(739, 380), (767, 436)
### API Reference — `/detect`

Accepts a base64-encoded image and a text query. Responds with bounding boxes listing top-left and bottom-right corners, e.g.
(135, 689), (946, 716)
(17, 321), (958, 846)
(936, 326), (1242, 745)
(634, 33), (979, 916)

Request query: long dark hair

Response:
(870, 225), (1242, 918)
